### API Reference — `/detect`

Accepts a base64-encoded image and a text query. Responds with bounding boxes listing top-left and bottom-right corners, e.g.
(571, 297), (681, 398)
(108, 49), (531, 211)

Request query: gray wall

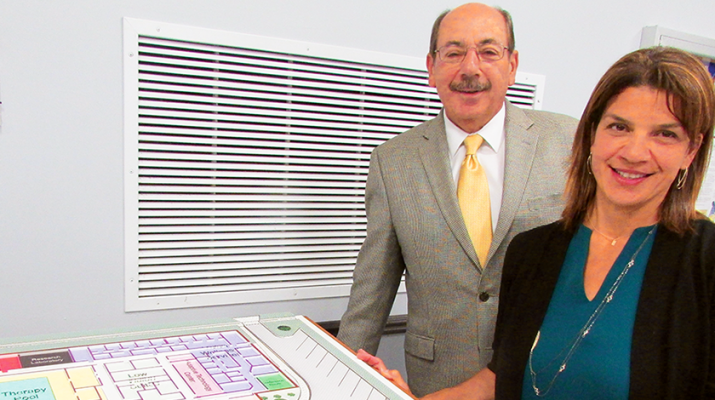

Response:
(1, 0), (714, 374)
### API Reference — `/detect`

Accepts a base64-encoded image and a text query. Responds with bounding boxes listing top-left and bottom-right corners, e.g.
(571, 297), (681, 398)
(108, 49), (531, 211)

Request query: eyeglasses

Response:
(435, 44), (510, 64)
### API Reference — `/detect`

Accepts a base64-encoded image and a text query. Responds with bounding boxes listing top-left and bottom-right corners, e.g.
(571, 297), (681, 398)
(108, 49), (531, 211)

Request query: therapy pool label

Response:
(0, 377), (54, 400)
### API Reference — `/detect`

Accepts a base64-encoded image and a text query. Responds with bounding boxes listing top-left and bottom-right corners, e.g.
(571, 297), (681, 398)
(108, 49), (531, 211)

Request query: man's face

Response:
(426, 4), (518, 133)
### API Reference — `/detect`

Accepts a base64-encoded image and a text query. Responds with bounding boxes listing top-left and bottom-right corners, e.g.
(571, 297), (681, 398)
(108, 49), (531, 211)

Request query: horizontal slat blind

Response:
(124, 18), (544, 311)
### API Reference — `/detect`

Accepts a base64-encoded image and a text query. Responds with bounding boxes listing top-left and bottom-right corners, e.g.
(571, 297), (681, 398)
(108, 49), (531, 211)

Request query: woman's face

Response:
(590, 86), (701, 218)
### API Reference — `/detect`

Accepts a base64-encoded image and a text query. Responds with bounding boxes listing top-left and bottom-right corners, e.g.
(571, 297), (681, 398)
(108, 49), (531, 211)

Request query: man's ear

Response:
(507, 49), (519, 86)
(426, 53), (436, 88)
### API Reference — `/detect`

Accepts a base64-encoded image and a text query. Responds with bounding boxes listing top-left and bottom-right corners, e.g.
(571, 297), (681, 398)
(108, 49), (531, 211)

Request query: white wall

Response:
(0, 0), (713, 343)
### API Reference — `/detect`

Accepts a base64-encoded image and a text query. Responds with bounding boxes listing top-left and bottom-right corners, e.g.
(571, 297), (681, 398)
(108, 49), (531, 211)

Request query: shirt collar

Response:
(445, 102), (506, 157)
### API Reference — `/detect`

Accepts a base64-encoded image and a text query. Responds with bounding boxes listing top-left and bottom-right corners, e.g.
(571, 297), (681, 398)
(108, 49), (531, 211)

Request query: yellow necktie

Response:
(457, 135), (492, 266)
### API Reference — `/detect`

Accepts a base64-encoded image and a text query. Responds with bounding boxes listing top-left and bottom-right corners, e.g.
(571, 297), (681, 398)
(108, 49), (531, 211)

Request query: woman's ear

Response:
(683, 133), (704, 169)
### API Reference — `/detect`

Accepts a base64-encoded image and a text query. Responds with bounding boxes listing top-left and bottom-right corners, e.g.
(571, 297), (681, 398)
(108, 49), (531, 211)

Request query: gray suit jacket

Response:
(338, 102), (577, 397)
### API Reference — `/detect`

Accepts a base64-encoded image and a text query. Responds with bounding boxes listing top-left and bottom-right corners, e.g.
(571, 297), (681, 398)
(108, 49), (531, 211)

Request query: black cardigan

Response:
(488, 219), (715, 399)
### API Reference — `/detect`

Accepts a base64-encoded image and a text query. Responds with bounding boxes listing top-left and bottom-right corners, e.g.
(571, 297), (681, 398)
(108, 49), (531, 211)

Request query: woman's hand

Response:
(356, 349), (414, 397)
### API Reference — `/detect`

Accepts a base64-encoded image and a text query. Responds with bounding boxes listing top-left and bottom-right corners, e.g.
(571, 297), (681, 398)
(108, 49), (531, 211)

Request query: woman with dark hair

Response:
(489, 46), (715, 400)
(359, 47), (715, 399)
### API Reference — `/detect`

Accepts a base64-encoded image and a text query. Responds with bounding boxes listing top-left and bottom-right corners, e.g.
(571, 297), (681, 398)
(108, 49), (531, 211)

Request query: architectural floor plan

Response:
(0, 315), (412, 400)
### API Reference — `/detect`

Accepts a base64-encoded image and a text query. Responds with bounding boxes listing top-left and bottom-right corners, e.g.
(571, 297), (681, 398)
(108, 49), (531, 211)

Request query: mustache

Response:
(450, 76), (491, 92)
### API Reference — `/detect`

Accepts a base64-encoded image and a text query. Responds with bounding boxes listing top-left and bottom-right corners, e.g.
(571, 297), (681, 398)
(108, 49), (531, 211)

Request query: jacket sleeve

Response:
(701, 222), (715, 397)
(337, 148), (406, 354)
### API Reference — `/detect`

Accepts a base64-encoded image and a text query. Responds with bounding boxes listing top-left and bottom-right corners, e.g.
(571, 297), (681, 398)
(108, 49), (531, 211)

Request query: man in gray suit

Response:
(338, 3), (577, 397)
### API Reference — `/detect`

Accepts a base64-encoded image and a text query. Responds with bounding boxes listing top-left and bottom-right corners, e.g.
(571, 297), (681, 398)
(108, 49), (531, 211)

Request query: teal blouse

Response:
(521, 224), (656, 399)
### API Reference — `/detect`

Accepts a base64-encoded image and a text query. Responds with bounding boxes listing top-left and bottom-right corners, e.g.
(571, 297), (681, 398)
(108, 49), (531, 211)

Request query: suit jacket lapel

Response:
(492, 103), (538, 260)
(418, 112), (481, 268)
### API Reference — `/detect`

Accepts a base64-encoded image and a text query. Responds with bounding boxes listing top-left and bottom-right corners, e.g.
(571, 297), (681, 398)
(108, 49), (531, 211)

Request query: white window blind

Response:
(123, 18), (545, 311)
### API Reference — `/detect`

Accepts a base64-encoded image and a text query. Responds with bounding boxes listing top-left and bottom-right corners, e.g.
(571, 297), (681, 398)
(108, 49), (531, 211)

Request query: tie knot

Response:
(464, 134), (484, 155)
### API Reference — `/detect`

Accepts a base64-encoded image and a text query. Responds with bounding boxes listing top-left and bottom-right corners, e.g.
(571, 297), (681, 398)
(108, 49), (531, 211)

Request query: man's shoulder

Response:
(503, 107), (577, 162)
(377, 114), (442, 149)
(521, 108), (577, 120)
(519, 108), (578, 131)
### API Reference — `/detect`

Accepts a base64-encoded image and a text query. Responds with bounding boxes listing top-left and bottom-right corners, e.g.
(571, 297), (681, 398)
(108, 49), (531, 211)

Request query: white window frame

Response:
(123, 17), (546, 311)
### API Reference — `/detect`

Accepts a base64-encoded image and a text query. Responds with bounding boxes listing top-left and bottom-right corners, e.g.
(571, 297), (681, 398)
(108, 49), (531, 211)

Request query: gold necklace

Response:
(528, 226), (656, 397)
(591, 226), (623, 246)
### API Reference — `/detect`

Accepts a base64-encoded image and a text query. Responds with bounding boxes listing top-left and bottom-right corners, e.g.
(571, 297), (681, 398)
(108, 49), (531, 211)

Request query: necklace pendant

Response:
(611, 239), (617, 246)
(559, 364), (566, 372)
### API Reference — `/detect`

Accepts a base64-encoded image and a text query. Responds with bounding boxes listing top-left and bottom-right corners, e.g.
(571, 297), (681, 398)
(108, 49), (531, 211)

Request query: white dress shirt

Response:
(445, 103), (506, 232)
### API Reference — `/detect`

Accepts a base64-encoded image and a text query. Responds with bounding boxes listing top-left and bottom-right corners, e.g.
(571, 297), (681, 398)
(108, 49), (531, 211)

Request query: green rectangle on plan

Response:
(257, 373), (292, 390)
(0, 377), (55, 400)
